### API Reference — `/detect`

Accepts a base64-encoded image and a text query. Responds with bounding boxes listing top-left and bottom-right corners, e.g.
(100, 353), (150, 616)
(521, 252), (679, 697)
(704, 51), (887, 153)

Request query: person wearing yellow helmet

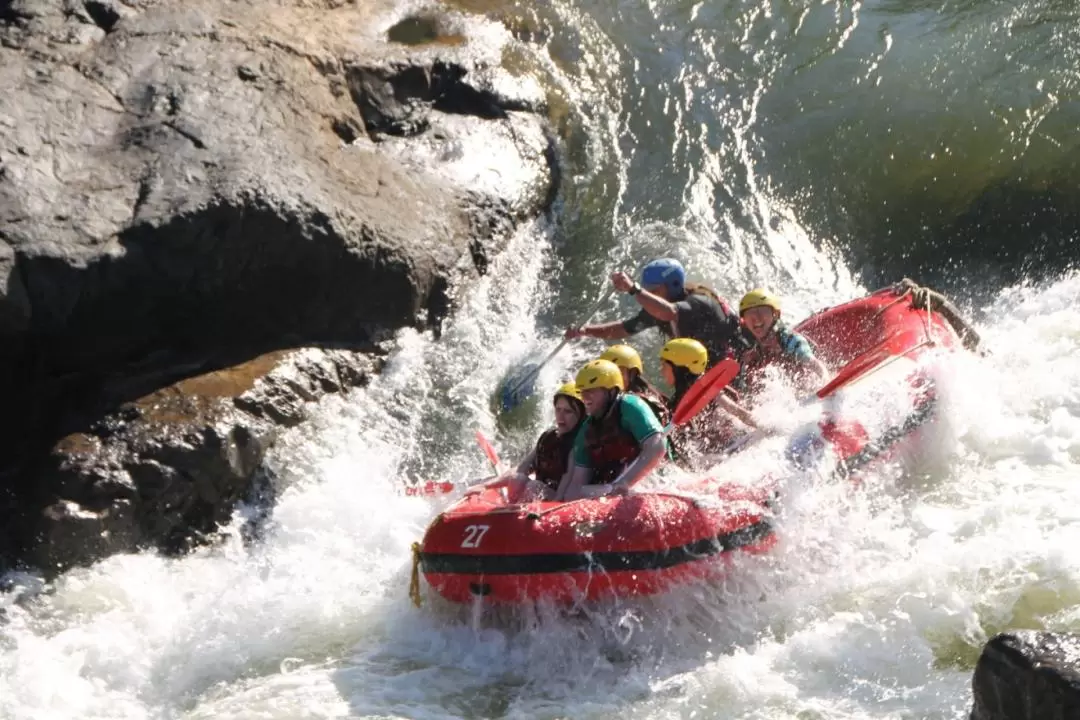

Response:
(738, 288), (828, 395)
(599, 344), (670, 426)
(555, 359), (667, 500)
(564, 258), (749, 369)
(472, 382), (587, 501)
(507, 382), (588, 500)
(659, 338), (759, 469)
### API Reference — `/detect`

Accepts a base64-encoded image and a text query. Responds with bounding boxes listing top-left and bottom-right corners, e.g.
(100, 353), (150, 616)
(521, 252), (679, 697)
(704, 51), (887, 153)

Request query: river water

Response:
(3, 0), (1080, 717)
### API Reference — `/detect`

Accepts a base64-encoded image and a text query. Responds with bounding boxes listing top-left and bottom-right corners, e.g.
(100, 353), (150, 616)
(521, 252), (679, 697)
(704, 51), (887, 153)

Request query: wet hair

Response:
(627, 369), (664, 398)
(669, 365), (700, 410)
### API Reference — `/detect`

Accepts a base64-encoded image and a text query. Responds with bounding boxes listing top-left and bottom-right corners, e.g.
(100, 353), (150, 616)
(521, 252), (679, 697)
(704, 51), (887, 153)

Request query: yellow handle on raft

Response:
(409, 541), (423, 608)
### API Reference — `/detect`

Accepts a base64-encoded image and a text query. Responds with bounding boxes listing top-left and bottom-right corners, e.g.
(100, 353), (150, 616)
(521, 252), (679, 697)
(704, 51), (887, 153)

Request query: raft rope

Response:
(872, 286), (912, 319)
(409, 542), (423, 608)
(824, 286), (938, 397)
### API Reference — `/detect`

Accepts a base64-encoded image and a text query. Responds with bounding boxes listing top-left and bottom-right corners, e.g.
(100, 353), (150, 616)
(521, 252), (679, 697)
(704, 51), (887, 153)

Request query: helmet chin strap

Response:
(598, 388), (620, 415)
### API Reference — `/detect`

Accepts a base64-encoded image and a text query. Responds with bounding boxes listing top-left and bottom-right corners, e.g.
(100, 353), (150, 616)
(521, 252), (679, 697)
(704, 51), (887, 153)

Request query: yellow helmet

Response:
(575, 359), (624, 391)
(660, 338), (708, 375)
(739, 288), (782, 315)
(600, 344), (643, 373)
(554, 381), (582, 403)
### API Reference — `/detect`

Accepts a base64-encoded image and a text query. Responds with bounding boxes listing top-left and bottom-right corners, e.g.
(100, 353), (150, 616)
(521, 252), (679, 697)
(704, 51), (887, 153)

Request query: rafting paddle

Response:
(406, 431), (503, 496)
(810, 329), (931, 402)
(475, 430), (502, 473)
(664, 358), (741, 432)
(498, 286), (617, 412)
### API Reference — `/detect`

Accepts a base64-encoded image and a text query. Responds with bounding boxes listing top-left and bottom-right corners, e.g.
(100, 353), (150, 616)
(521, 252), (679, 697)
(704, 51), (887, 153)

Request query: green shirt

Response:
(572, 394), (664, 468)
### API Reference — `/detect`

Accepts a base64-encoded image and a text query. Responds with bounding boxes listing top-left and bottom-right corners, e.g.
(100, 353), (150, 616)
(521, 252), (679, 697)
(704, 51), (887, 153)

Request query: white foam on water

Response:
(4, 0), (1080, 709)
(4, 263), (1080, 720)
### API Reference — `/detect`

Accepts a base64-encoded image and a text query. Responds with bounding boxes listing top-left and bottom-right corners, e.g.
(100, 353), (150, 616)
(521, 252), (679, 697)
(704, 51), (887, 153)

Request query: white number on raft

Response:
(461, 524), (490, 548)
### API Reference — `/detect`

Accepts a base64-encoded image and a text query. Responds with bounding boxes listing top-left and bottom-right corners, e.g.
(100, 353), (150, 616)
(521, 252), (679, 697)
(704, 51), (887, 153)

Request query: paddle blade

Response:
(498, 362), (540, 411)
(475, 430), (502, 472)
(814, 348), (889, 400)
(814, 328), (926, 400)
(671, 358), (741, 426)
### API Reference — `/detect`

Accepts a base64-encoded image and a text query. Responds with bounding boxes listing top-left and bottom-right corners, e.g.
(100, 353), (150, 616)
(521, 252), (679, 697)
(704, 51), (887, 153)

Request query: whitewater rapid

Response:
(3, 245), (1079, 718)
(5, 0), (1080, 712)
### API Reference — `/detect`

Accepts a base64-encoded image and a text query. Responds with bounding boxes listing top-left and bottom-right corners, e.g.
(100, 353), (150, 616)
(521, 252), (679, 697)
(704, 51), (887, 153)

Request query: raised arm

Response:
(565, 320), (632, 340)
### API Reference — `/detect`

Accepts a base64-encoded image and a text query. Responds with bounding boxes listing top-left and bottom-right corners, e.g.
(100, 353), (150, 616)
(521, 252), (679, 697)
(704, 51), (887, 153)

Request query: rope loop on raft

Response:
(409, 541), (423, 608)
(889, 278), (983, 352)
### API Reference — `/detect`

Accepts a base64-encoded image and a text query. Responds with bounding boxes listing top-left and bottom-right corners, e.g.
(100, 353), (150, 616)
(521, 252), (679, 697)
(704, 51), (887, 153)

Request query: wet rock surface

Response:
(24, 348), (379, 572)
(0, 0), (558, 571)
(970, 631), (1080, 720)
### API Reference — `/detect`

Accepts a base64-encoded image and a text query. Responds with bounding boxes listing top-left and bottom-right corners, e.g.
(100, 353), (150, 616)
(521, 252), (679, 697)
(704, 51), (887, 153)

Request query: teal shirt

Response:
(572, 394), (664, 468)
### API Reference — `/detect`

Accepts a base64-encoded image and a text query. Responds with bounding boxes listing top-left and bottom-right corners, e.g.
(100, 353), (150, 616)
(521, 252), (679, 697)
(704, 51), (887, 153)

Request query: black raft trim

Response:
(420, 520), (773, 576)
(832, 390), (938, 480)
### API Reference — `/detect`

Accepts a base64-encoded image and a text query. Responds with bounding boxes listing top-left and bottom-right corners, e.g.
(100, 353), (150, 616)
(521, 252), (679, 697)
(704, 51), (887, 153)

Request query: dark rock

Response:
(236, 63), (259, 82)
(386, 15), (466, 48)
(26, 348), (379, 571)
(970, 631), (1080, 720)
(0, 0), (559, 571)
(82, 0), (123, 33)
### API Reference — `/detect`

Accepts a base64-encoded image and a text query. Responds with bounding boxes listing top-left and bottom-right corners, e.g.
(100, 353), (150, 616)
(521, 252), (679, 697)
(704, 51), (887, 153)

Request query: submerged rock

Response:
(0, 0), (558, 570)
(970, 630), (1080, 720)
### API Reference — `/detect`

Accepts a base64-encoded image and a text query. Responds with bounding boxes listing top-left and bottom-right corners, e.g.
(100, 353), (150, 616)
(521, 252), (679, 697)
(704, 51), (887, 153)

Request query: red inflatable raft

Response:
(415, 285), (966, 605)
(418, 482), (777, 604)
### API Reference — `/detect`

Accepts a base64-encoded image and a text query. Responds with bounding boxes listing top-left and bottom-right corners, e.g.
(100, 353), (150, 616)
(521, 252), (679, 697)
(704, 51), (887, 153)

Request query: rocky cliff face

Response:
(0, 0), (558, 571)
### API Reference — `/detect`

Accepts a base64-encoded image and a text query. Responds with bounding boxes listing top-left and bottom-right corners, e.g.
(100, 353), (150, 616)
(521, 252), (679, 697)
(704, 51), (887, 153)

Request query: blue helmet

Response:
(641, 258), (685, 296)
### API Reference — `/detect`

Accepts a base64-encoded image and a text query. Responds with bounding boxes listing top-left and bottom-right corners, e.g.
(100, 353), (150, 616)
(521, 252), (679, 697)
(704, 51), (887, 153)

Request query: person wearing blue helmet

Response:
(564, 258), (747, 369)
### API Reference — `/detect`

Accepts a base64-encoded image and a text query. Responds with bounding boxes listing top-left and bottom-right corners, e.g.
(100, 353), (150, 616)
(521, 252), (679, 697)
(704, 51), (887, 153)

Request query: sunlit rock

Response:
(0, 0), (559, 571)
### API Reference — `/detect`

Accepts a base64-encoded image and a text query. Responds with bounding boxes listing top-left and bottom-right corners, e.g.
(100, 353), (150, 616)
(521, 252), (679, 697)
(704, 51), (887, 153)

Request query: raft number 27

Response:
(461, 524), (490, 548)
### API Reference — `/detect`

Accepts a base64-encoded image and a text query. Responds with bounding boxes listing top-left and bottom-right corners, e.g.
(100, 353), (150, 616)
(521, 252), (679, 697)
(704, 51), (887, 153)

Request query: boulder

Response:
(970, 631), (1080, 720)
(0, 0), (558, 570)
(24, 347), (379, 572)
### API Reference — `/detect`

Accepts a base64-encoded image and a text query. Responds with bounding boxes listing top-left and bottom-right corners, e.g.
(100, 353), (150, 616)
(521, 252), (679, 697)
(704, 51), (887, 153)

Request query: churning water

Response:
(4, 0), (1080, 717)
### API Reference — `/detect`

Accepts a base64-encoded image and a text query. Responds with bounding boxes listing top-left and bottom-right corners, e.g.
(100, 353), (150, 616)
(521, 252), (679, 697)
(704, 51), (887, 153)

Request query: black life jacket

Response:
(583, 394), (640, 484)
(684, 282), (737, 319)
(532, 427), (577, 491)
(665, 377), (737, 470)
(680, 283), (750, 363)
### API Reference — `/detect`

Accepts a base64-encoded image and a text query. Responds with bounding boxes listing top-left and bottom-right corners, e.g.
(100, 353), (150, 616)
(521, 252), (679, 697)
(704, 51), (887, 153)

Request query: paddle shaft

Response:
(503, 286), (618, 399)
(812, 334), (933, 402)
(475, 430), (502, 473)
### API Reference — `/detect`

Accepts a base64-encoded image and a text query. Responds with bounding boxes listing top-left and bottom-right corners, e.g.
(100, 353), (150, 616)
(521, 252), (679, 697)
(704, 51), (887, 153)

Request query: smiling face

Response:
(742, 306), (779, 341)
(581, 387), (612, 417)
(553, 397), (582, 435)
